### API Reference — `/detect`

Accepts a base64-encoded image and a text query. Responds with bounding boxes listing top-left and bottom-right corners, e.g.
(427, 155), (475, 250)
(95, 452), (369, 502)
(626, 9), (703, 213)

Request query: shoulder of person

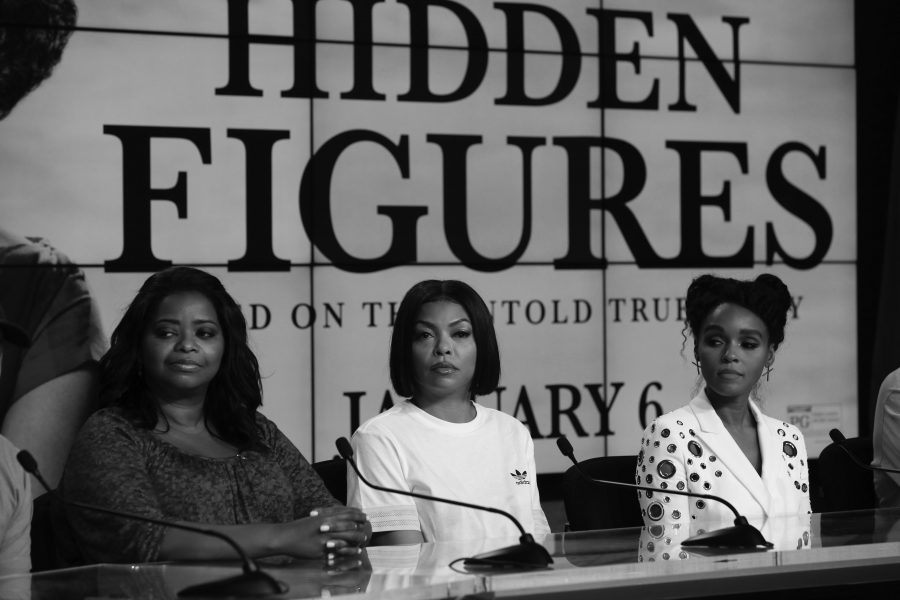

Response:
(70, 407), (151, 455)
(85, 406), (134, 429)
(252, 410), (278, 431)
(0, 229), (73, 268)
(879, 367), (900, 394)
(480, 405), (526, 428)
(644, 403), (694, 435)
(759, 412), (806, 444)
(246, 411), (292, 452)
(355, 402), (407, 434)
(0, 433), (20, 460)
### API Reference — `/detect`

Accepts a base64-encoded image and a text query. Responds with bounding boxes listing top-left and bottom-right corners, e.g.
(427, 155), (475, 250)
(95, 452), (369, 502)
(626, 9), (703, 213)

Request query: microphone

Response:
(16, 450), (287, 597)
(829, 429), (900, 474)
(336, 437), (552, 569)
(556, 435), (773, 549)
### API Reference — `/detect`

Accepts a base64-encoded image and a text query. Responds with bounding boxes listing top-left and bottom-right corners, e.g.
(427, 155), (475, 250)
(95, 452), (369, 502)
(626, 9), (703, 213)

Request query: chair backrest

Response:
(562, 455), (642, 531)
(816, 437), (877, 512)
(30, 492), (84, 572)
(312, 457), (348, 505)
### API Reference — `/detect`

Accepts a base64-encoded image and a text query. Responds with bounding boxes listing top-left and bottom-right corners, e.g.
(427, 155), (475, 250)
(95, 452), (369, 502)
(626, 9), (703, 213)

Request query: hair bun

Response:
(753, 273), (792, 313)
(684, 272), (793, 351)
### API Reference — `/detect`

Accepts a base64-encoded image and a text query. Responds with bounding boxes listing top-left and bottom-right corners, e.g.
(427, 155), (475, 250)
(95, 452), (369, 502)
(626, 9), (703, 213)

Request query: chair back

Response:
(562, 455), (642, 531)
(31, 491), (84, 571)
(313, 457), (348, 505)
(816, 437), (877, 512)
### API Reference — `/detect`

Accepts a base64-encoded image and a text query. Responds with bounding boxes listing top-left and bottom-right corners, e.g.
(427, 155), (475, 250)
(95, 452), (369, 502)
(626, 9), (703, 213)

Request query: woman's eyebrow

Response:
(415, 318), (471, 327)
(701, 324), (764, 337)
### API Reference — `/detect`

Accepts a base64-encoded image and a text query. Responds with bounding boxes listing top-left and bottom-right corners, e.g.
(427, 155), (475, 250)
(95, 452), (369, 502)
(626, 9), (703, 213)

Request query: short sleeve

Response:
(0, 234), (106, 405)
(61, 411), (167, 563)
(872, 372), (900, 507)
(523, 430), (550, 535)
(347, 429), (419, 533)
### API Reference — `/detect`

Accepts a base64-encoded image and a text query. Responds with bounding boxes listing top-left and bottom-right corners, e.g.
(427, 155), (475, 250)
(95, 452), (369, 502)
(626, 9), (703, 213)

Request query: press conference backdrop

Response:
(0, 0), (855, 471)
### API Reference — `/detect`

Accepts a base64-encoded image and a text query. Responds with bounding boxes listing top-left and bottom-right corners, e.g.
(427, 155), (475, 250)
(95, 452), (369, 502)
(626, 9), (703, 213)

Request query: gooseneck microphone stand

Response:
(17, 450), (288, 597)
(829, 429), (900, 474)
(556, 435), (772, 549)
(336, 437), (552, 569)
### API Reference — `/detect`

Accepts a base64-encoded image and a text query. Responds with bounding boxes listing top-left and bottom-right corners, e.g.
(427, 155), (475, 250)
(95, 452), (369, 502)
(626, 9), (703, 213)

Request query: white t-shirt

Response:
(872, 367), (900, 507)
(0, 434), (30, 576)
(347, 400), (550, 543)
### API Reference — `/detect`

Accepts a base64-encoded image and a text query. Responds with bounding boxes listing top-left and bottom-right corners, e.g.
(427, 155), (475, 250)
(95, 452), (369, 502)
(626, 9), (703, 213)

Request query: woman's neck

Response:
(412, 394), (476, 423)
(155, 397), (206, 430)
(706, 388), (755, 428)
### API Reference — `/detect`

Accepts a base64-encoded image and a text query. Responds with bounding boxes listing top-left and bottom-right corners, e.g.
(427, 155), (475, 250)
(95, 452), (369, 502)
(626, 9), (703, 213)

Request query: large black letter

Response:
(227, 129), (292, 271)
(428, 134), (543, 271)
(666, 140), (753, 267)
(548, 384), (588, 437)
(588, 8), (658, 110)
(299, 130), (426, 272)
(217, 0), (327, 99)
(495, 2), (581, 106)
(104, 126), (211, 272)
(341, 0), (388, 101)
(667, 13), (748, 113)
(398, 0), (488, 103)
(765, 143), (832, 269)
(553, 136), (671, 268)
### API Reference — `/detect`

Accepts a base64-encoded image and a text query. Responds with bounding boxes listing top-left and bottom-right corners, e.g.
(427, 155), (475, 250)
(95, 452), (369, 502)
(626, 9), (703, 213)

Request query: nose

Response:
(721, 343), (738, 362)
(433, 335), (452, 356)
(176, 333), (197, 352)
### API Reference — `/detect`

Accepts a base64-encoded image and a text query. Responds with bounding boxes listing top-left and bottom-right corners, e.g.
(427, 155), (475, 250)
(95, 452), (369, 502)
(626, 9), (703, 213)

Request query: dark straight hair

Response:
(390, 280), (500, 398)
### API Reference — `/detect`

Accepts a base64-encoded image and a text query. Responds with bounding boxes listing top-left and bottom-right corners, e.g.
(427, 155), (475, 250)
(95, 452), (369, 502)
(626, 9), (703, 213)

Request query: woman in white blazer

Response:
(636, 274), (811, 536)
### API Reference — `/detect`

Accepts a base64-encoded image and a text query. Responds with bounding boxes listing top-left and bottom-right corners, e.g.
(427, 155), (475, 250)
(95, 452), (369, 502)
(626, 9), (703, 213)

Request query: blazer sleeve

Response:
(636, 417), (691, 528)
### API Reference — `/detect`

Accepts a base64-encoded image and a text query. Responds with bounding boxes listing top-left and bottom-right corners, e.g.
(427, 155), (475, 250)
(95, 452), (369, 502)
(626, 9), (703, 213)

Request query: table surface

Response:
(3, 508), (900, 600)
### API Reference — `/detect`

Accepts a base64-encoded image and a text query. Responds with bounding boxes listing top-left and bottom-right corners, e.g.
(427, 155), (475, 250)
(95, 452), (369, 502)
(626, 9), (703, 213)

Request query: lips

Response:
(717, 369), (743, 379)
(168, 360), (202, 371)
(430, 362), (458, 374)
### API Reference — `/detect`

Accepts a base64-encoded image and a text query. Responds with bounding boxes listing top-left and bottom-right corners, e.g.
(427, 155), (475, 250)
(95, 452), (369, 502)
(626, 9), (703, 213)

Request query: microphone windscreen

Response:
(829, 429), (846, 444)
(336, 437), (354, 460)
(556, 435), (574, 457)
(16, 450), (38, 475)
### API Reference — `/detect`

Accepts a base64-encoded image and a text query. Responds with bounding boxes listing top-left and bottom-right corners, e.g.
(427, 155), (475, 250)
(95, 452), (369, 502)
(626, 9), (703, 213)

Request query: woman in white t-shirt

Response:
(347, 280), (550, 545)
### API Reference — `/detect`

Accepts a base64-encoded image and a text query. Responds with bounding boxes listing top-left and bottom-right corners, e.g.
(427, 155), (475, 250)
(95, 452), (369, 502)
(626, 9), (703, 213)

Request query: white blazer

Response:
(636, 391), (811, 528)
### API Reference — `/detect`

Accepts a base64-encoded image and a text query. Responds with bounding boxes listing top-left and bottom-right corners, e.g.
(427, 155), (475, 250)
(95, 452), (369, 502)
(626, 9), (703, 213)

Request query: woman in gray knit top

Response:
(62, 267), (369, 564)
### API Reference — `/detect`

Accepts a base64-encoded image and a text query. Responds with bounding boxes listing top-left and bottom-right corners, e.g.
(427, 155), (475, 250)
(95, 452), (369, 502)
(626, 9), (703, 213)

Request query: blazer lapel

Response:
(751, 400), (783, 513)
(689, 393), (772, 516)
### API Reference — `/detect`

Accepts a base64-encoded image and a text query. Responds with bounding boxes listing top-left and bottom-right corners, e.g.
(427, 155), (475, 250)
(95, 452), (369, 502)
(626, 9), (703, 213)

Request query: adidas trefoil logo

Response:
(510, 469), (530, 485)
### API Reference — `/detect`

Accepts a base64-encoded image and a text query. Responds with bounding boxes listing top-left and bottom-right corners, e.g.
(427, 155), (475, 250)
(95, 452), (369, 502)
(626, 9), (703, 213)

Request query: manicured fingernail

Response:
(310, 510), (320, 517)
(325, 540), (338, 549)
(327, 553), (335, 561)
(319, 524), (331, 532)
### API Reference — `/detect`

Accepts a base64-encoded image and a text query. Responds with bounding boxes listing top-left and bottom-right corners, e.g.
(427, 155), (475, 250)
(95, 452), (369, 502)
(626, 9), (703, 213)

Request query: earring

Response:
(692, 360), (700, 374)
(765, 364), (773, 382)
